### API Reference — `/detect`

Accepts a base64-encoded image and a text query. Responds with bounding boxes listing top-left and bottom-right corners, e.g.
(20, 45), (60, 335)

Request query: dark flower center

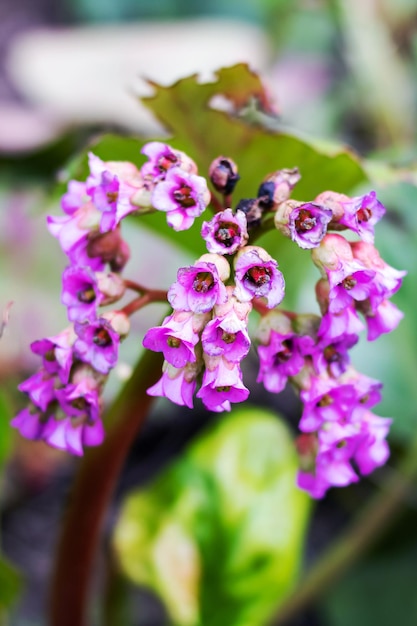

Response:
(317, 393), (333, 408)
(77, 287), (96, 304)
(357, 207), (372, 223)
(71, 397), (88, 411)
(193, 271), (215, 293)
(221, 331), (236, 344)
(216, 386), (231, 392)
(167, 336), (181, 348)
(274, 339), (293, 364)
(93, 327), (112, 347)
(173, 184), (196, 208)
(158, 153), (177, 172)
(245, 265), (271, 287)
(215, 221), (239, 247)
(323, 345), (341, 363)
(342, 275), (357, 290)
(106, 191), (119, 204)
(295, 209), (316, 232)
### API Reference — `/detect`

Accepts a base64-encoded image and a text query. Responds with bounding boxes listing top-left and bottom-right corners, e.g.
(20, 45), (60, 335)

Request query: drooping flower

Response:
(147, 361), (199, 409)
(74, 318), (120, 374)
(339, 191), (386, 243)
(86, 153), (140, 232)
(143, 311), (200, 368)
(196, 357), (249, 413)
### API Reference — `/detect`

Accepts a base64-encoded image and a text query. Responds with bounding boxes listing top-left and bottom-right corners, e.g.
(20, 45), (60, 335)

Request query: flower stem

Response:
(121, 289), (168, 317)
(268, 434), (417, 625)
(49, 347), (163, 626)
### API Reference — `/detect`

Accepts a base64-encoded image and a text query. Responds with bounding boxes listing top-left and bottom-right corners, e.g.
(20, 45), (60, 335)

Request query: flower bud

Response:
(87, 229), (131, 272)
(292, 313), (321, 338)
(96, 272), (126, 303)
(311, 234), (353, 273)
(258, 168), (301, 209)
(314, 190), (351, 224)
(235, 198), (264, 228)
(197, 253), (230, 282)
(274, 199), (304, 237)
(209, 156), (240, 195)
(102, 310), (130, 338)
(255, 310), (293, 345)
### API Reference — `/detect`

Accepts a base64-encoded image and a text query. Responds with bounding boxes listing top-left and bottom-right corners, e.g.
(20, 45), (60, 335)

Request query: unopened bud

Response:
(274, 199), (304, 236)
(87, 229), (130, 272)
(96, 272), (126, 303)
(209, 156), (240, 195)
(102, 310), (130, 338)
(258, 168), (301, 209)
(314, 190), (351, 224)
(197, 253), (230, 282)
(235, 198), (263, 228)
(255, 310), (292, 345)
(296, 433), (318, 473)
(311, 234), (353, 273)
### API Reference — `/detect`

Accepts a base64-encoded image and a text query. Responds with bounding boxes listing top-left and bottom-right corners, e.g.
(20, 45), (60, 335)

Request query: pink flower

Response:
(151, 167), (210, 231)
(168, 261), (227, 314)
(196, 358), (249, 413)
(288, 203), (332, 249)
(339, 191), (386, 243)
(143, 311), (199, 368)
(147, 362), (198, 409)
(234, 246), (285, 308)
(201, 208), (248, 255)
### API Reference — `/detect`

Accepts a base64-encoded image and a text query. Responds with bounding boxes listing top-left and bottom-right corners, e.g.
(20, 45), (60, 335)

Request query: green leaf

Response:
(320, 544), (417, 626)
(0, 390), (14, 469)
(113, 407), (311, 626)
(0, 555), (21, 610)
(141, 63), (368, 200)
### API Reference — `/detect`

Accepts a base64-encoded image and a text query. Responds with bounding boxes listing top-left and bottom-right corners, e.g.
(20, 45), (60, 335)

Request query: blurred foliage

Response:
(114, 407), (310, 626)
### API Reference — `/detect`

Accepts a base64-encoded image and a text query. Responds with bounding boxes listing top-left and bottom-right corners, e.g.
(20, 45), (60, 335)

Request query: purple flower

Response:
(151, 167), (210, 231)
(339, 191), (385, 243)
(47, 202), (101, 259)
(201, 209), (248, 255)
(18, 370), (56, 412)
(327, 260), (375, 314)
(143, 311), (199, 368)
(313, 333), (358, 377)
(353, 411), (391, 475)
(257, 331), (313, 394)
(86, 153), (138, 232)
(360, 298), (404, 341)
(31, 327), (75, 384)
(202, 315), (250, 363)
(74, 319), (120, 374)
(168, 261), (227, 314)
(299, 376), (358, 432)
(196, 358), (249, 413)
(288, 203), (332, 249)
(61, 266), (103, 322)
(141, 142), (197, 181)
(61, 180), (88, 215)
(318, 307), (364, 342)
(234, 246), (285, 308)
(147, 362), (198, 409)
(11, 407), (49, 441)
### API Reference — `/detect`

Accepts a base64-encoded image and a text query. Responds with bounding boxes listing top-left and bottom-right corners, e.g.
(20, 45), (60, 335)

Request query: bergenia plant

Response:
(13, 140), (405, 500)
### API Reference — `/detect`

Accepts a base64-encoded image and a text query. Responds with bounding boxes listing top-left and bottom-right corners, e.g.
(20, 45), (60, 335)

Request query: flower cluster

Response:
(13, 141), (405, 499)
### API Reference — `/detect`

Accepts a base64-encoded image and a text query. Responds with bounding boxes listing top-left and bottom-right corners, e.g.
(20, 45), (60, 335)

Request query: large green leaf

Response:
(58, 65), (368, 259)
(141, 64), (367, 200)
(113, 407), (310, 626)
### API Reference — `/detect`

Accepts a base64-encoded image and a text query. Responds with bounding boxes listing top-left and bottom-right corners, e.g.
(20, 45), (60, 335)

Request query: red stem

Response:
(121, 289), (168, 317)
(49, 348), (163, 626)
